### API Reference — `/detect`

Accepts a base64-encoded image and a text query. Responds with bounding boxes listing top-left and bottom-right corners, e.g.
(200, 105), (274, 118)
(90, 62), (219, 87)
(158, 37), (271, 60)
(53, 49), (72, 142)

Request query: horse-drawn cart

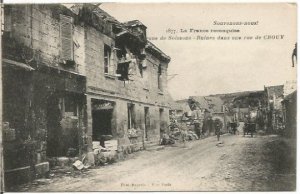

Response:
(243, 122), (256, 137)
(243, 109), (258, 137)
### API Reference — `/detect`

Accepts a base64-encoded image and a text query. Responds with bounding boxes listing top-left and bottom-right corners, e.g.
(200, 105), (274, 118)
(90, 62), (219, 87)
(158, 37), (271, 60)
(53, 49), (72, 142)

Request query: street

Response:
(15, 134), (296, 192)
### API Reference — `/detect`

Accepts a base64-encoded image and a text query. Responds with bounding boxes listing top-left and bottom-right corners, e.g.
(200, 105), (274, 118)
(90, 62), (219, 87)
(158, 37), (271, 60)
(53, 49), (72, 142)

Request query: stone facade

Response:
(78, 5), (171, 150)
(2, 4), (171, 186)
(2, 4), (88, 187)
(264, 85), (284, 133)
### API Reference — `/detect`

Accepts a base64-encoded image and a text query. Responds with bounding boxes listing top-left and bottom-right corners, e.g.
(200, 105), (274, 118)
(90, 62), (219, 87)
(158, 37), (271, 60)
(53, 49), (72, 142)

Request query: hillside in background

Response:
(208, 90), (265, 110)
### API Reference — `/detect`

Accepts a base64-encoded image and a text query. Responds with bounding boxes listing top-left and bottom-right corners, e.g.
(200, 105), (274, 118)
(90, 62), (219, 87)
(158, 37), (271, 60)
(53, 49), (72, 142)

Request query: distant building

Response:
(264, 85), (284, 132)
(284, 80), (297, 97)
(264, 85), (284, 110)
(281, 90), (297, 138)
(175, 99), (192, 117)
(188, 96), (227, 134)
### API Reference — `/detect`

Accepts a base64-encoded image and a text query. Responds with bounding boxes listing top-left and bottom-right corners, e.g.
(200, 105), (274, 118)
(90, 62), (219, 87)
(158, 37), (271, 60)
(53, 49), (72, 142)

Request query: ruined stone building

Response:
(282, 81), (296, 138)
(264, 85), (284, 132)
(186, 89), (269, 135)
(173, 99), (192, 119)
(1, 4), (171, 186)
(281, 90), (297, 138)
(187, 96), (228, 134)
(283, 80), (297, 97)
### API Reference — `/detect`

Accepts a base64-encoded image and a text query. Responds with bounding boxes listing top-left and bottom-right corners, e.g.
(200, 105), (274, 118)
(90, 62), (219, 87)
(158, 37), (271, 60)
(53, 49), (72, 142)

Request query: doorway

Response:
(46, 93), (80, 157)
(159, 108), (164, 138)
(46, 93), (63, 157)
(127, 103), (135, 129)
(144, 107), (150, 140)
(92, 99), (114, 142)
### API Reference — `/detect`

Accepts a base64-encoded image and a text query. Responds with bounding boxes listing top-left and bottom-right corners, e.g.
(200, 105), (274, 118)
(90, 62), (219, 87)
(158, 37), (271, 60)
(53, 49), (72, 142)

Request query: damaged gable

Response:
(189, 96), (210, 111)
(146, 41), (171, 64)
(72, 4), (116, 38)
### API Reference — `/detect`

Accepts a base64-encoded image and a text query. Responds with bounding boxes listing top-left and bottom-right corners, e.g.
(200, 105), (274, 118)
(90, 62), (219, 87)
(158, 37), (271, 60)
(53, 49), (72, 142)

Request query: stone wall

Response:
(2, 4), (88, 186)
(84, 24), (170, 146)
(2, 5), (171, 185)
(7, 5), (85, 75)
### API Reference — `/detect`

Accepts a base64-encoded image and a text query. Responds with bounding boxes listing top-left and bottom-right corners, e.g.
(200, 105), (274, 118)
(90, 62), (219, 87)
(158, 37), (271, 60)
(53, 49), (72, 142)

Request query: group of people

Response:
(187, 117), (225, 142)
(167, 112), (241, 144)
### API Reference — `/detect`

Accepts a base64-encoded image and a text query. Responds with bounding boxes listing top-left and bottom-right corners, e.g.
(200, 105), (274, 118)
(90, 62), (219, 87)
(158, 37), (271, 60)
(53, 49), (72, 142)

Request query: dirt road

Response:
(14, 134), (296, 192)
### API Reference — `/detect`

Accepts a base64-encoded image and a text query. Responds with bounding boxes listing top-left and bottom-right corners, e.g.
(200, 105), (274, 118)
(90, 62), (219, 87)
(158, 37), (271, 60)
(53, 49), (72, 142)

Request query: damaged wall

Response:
(2, 4), (89, 186)
(2, 5), (172, 184)
(4, 4), (88, 152)
(84, 21), (170, 145)
(6, 4), (86, 75)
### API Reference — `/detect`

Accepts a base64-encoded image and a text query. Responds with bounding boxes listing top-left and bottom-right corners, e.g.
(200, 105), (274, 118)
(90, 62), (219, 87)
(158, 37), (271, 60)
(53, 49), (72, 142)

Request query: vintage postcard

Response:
(0, 2), (297, 192)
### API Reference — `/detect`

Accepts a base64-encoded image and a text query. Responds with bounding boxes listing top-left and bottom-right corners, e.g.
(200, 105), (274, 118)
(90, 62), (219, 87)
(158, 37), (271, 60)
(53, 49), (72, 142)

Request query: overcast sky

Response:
(101, 3), (296, 100)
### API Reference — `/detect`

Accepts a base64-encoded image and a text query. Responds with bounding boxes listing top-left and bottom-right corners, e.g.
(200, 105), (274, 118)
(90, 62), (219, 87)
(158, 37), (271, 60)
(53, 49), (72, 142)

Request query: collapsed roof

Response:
(188, 96), (225, 113)
(69, 4), (170, 63)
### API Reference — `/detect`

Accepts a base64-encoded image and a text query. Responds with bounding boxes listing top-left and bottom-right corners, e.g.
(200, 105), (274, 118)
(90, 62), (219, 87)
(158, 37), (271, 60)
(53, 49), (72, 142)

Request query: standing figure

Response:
(292, 43), (297, 67)
(231, 122), (237, 135)
(214, 119), (222, 141)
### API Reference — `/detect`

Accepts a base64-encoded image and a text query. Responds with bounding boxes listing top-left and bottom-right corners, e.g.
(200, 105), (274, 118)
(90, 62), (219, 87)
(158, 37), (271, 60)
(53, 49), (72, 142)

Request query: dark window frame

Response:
(104, 44), (111, 74)
(128, 103), (136, 129)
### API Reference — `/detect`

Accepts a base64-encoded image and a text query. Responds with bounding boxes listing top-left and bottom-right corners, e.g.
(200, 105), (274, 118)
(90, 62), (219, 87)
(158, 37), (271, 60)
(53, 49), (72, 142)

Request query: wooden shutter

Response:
(3, 5), (12, 32)
(60, 14), (73, 61)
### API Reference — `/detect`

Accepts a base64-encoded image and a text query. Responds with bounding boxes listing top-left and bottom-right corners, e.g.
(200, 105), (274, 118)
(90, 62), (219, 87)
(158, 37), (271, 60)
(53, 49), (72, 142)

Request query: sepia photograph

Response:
(0, 2), (297, 192)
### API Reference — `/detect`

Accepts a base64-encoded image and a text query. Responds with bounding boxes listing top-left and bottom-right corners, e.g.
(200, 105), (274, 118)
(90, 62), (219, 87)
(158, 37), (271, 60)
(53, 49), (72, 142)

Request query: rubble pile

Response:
(127, 128), (138, 138)
(160, 122), (199, 145)
(187, 130), (199, 141)
(91, 141), (118, 166)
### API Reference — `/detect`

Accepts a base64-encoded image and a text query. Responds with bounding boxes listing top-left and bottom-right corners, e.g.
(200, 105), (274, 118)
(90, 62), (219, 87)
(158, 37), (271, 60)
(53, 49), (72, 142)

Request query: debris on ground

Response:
(216, 141), (224, 147)
(34, 179), (51, 185)
(160, 133), (176, 145)
(160, 128), (199, 145)
(92, 141), (118, 166)
(13, 135), (296, 192)
(72, 160), (84, 170)
(187, 131), (199, 141)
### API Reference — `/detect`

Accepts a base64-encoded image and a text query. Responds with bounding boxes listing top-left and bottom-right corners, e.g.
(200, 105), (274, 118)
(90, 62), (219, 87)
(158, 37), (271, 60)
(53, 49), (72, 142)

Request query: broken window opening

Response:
(139, 59), (147, 78)
(63, 94), (78, 117)
(116, 46), (132, 81)
(116, 61), (129, 81)
(128, 103), (136, 129)
(115, 43), (144, 82)
(128, 56), (138, 78)
(139, 61), (143, 77)
(104, 44), (111, 74)
(158, 64), (163, 91)
(116, 45), (126, 59)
